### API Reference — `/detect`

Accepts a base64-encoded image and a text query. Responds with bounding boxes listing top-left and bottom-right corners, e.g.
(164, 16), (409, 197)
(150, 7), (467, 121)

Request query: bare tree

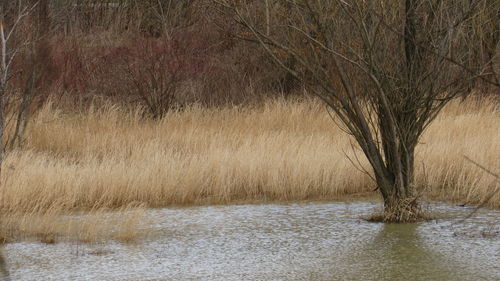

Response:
(0, 1), (39, 174)
(148, 0), (198, 37)
(6, 0), (51, 151)
(0, 2), (39, 279)
(101, 36), (207, 119)
(119, 38), (186, 119)
(215, 0), (498, 222)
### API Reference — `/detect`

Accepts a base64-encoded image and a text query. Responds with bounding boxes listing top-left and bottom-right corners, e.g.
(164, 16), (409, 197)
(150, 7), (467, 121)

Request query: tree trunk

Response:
(375, 135), (420, 222)
(365, 0), (423, 222)
(0, 88), (4, 180)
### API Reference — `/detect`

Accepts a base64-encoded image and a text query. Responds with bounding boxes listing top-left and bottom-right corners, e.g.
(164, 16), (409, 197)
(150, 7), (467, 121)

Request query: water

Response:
(3, 202), (500, 280)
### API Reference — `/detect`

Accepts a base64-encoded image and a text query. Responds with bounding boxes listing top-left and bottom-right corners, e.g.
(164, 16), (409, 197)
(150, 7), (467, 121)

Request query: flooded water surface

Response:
(4, 202), (500, 280)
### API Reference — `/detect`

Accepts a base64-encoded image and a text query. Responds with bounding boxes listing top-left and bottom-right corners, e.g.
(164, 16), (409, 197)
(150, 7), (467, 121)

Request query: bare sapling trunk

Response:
(0, 3), (39, 279)
(0, 1), (38, 174)
(8, 0), (50, 150)
(215, 0), (497, 222)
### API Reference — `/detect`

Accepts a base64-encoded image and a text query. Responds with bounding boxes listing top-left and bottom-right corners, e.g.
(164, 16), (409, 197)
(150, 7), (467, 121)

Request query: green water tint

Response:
(340, 224), (466, 280)
(4, 202), (499, 280)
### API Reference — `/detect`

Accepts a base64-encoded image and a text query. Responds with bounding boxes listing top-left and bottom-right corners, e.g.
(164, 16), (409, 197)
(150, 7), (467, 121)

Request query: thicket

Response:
(0, 0), (303, 117)
(1, 1), (497, 116)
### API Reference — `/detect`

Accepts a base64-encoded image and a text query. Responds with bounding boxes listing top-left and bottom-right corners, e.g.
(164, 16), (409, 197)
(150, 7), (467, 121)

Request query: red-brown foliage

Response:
(8, 1), (302, 112)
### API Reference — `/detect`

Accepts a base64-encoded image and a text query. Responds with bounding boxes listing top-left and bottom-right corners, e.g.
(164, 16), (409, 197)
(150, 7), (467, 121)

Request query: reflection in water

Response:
(0, 249), (10, 281)
(3, 202), (500, 281)
(346, 223), (462, 280)
(373, 224), (447, 280)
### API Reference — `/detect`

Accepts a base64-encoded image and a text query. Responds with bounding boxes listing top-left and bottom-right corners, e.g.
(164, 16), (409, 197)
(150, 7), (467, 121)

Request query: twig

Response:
(453, 156), (499, 224)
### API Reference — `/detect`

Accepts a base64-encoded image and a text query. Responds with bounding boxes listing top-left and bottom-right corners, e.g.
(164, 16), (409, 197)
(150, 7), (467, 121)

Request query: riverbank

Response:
(0, 97), (498, 242)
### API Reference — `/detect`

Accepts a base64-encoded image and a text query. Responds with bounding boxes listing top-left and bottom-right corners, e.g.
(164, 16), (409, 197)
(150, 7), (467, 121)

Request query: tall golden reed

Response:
(4, 97), (499, 211)
(0, 97), (498, 241)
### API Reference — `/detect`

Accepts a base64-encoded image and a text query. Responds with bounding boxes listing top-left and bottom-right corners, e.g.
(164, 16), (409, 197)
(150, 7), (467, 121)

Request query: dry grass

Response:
(415, 99), (499, 206)
(0, 206), (148, 244)
(0, 97), (498, 241)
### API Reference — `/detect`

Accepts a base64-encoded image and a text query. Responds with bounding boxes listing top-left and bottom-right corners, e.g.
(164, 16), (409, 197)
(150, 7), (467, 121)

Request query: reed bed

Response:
(0, 97), (498, 242)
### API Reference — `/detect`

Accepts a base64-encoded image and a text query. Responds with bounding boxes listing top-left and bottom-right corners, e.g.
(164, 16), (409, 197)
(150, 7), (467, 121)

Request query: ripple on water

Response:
(4, 202), (500, 281)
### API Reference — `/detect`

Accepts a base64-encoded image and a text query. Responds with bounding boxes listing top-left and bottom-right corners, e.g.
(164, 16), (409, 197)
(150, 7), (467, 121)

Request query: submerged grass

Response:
(0, 206), (148, 244)
(0, 97), (498, 241)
